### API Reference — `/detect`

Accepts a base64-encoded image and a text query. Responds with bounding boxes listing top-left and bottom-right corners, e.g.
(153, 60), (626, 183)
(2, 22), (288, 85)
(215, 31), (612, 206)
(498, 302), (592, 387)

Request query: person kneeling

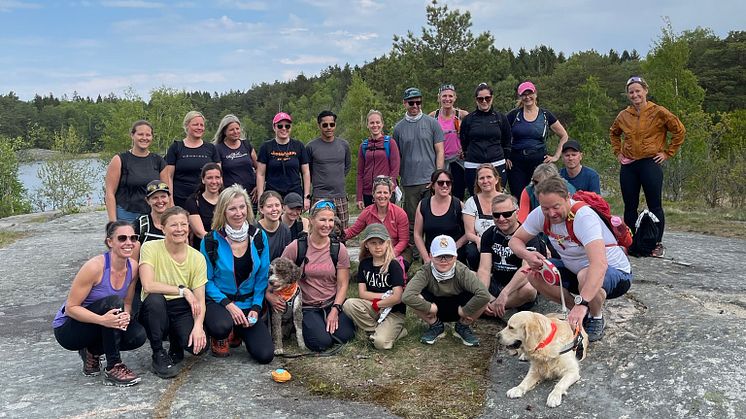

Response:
(509, 177), (633, 342)
(343, 224), (407, 350)
(402, 235), (490, 346)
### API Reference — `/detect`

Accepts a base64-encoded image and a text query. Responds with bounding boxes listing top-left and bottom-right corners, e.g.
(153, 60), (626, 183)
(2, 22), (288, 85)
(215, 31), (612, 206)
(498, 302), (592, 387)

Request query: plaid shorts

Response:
(313, 196), (350, 228)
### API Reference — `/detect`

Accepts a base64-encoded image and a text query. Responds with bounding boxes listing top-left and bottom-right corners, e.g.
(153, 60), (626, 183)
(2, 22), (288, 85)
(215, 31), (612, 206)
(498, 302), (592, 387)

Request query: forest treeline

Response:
(1, 1), (744, 217)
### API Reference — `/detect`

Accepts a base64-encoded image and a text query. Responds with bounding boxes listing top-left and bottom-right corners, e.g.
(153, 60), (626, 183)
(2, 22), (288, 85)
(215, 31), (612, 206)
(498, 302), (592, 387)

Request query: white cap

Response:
(430, 235), (457, 258)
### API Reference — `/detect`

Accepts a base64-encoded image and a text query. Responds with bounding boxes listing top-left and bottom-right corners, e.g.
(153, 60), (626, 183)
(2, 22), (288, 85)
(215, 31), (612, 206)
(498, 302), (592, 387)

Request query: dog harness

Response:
(275, 282), (300, 308)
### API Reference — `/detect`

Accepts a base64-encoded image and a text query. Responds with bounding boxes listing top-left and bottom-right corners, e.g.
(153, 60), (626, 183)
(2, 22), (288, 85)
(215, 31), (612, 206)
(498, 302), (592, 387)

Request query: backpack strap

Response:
(542, 201), (586, 249)
(361, 138), (369, 164)
(250, 224), (264, 257)
(293, 232), (339, 273)
(204, 232), (219, 270)
(382, 135), (390, 159)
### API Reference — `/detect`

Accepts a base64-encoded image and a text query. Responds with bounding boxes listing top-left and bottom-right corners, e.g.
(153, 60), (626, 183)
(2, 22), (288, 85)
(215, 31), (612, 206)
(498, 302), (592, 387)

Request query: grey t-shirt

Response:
(307, 137), (351, 198)
(392, 115), (444, 186)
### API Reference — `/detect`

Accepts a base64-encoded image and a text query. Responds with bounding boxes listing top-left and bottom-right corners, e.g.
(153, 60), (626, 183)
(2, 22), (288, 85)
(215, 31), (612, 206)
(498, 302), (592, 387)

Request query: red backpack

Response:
(543, 191), (633, 253)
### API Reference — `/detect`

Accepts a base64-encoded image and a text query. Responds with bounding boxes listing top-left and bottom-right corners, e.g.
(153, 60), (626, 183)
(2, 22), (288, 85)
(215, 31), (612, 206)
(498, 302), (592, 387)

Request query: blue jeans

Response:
(116, 206), (141, 224)
(549, 258), (632, 299)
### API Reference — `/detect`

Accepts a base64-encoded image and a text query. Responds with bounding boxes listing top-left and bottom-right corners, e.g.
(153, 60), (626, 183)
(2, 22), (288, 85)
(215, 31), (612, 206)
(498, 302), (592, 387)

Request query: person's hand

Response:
(493, 294), (508, 318)
(326, 307), (340, 334)
(524, 250), (545, 271)
(428, 303), (438, 316)
(250, 187), (258, 203)
(266, 291), (286, 312)
(567, 304), (588, 331)
(653, 152), (668, 164)
(357, 200), (365, 210)
(246, 310), (259, 328)
(183, 288), (201, 318)
(226, 302), (249, 327)
(100, 308), (129, 330)
(505, 159), (513, 170)
(304, 198), (310, 211)
(543, 155), (558, 164)
(484, 299), (497, 317)
(188, 325), (207, 354)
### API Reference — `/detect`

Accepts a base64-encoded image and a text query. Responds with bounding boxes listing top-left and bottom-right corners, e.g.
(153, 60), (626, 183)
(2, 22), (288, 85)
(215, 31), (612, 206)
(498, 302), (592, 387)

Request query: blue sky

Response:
(1, 0), (743, 100)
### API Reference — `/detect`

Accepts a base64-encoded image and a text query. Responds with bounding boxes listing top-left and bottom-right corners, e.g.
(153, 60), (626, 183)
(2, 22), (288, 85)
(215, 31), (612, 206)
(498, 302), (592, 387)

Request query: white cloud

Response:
(280, 55), (338, 65)
(0, 0), (41, 12)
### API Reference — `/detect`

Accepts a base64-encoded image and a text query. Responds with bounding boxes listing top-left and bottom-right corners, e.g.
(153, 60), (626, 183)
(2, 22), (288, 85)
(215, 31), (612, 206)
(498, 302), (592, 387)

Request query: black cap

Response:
(562, 139), (582, 153)
(283, 192), (303, 209)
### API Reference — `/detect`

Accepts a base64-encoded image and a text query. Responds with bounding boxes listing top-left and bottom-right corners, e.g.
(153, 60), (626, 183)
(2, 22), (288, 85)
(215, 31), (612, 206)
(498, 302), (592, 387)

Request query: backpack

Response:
(543, 191), (633, 252)
(511, 108), (549, 142)
(434, 108), (462, 133)
(203, 224), (265, 270)
(361, 135), (391, 163)
(137, 214), (165, 244)
(293, 231), (340, 268)
(628, 210), (660, 257)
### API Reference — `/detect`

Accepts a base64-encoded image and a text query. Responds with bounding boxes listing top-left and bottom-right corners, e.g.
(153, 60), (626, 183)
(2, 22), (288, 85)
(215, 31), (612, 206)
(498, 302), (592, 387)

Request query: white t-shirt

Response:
(463, 196), (495, 237)
(523, 201), (631, 274)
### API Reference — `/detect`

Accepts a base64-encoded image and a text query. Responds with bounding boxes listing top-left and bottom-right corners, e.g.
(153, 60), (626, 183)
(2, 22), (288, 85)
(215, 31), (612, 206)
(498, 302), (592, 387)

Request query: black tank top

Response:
(115, 151), (165, 214)
(420, 196), (463, 249)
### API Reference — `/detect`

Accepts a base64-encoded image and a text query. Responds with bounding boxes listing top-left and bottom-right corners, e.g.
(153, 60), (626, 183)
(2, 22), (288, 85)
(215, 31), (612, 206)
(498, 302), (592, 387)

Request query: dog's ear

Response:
(522, 313), (547, 351)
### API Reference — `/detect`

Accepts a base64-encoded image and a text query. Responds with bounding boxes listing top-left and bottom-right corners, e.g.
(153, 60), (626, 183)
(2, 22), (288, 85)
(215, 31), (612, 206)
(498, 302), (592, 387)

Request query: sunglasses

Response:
(436, 180), (452, 187)
(436, 255), (455, 262)
(626, 76), (645, 87)
(276, 124), (292, 130)
(476, 96), (492, 103)
(492, 209), (517, 219)
(312, 200), (336, 211)
(116, 234), (139, 243)
(146, 182), (168, 193)
(530, 178), (540, 186)
(373, 175), (392, 185)
(407, 100), (422, 107)
(321, 122), (336, 128)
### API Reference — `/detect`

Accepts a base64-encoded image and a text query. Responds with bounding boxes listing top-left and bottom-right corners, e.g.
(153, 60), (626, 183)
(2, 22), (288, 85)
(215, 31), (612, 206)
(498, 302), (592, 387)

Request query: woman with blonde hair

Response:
(462, 163), (502, 269)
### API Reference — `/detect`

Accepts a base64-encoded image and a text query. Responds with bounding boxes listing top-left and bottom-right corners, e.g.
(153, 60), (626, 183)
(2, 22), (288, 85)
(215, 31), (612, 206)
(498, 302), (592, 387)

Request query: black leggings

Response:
(508, 149), (545, 198)
(620, 158), (664, 242)
(449, 161), (466, 201)
(302, 306), (356, 352)
(140, 294), (199, 355)
(54, 295), (146, 369)
(203, 300), (274, 364)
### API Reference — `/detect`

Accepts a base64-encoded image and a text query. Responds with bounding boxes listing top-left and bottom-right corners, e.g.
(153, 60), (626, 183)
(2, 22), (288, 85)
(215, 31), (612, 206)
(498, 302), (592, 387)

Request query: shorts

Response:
(549, 258), (632, 299)
(420, 288), (473, 322)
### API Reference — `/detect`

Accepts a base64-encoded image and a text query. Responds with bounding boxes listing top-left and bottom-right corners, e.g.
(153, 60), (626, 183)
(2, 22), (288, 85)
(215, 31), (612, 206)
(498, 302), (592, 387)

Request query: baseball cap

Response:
(283, 192), (303, 208)
(430, 235), (457, 258)
(403, 87), (422, 100)
(272, 112), (292, 125)
(145, 180), (170, 198)
(562, 139), (582, 153)
(517, 81), (537, 95)
(361, 223), (390, 243)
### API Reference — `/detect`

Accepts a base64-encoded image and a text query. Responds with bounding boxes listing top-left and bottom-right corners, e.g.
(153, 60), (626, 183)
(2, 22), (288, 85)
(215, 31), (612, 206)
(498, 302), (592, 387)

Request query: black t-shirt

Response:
(480, 225), (546, 286)
(217, 141), (256, 191)
(165, 141), (221, 205)
(184, 193), (216, 250)
(234, 248), (253, 286)
(257, 139), (309, 196)
(356, 258), (406, 314)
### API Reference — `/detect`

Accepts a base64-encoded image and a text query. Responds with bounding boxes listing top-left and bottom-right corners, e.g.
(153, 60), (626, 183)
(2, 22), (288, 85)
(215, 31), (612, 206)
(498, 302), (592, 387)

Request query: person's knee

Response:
(249, 345), (275, 364)
(372, 334), (394, 350)
(205, 314), (233, 339)
(304, 331), (332, 352)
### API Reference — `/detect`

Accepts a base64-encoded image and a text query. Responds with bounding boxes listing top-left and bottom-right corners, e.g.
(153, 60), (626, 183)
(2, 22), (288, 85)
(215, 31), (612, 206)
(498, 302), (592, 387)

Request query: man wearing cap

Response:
(402, 235), (490, 346)
(393, 87), (445, 240)
(306, 110), (352, 228)
(280, 192), (309, 241)
(559, 139), (601, 194)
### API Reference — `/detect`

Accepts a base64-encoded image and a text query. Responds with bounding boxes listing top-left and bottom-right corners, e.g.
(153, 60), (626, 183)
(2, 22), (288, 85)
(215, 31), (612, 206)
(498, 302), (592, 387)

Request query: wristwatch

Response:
(178, 285), (186, 298)
(332, 303), (343, 313)
(574, 295), (589, 307)
(305, 194), (312, 199)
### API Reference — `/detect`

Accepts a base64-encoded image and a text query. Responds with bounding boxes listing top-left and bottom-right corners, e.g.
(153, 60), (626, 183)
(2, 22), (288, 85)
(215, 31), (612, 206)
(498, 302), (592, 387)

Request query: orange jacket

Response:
(610, 101), (686, 160)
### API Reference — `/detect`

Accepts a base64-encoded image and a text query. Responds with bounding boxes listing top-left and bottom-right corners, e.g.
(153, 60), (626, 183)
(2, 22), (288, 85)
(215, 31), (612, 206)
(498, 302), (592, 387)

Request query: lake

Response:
(18, 159), (106, 212)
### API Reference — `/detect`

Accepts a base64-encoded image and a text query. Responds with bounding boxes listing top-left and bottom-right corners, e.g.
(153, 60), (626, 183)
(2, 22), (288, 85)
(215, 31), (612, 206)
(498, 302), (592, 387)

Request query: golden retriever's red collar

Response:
(533, 322), (558, 351)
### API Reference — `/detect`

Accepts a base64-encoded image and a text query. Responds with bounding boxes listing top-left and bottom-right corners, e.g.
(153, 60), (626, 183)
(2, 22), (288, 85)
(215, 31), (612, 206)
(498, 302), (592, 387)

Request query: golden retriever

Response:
(497, 311), (589, 407)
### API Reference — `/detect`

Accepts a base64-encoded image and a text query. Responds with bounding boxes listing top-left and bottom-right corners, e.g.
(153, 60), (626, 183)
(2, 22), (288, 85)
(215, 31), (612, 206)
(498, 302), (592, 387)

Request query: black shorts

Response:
(421, 289), (473, 322)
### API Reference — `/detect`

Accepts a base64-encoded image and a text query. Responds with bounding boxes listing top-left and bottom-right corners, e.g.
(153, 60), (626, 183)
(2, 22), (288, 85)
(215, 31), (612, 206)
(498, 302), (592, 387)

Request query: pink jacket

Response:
(345, 202), (409, 257)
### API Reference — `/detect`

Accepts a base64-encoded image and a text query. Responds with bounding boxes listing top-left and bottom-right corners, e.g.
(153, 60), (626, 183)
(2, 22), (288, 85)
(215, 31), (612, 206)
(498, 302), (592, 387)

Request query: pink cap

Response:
(517, 81), (536, 95)
(272, 112), (292, 125)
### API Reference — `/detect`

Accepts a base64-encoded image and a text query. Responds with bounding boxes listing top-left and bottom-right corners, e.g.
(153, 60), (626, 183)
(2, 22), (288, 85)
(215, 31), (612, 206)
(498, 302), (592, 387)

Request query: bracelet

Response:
(332, 303), (343, 313)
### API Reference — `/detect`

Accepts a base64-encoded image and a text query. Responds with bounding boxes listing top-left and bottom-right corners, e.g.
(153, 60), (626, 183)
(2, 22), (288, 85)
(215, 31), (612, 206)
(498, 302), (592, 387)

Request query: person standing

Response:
(559, 140), (601, 194)
(611, 76), (686, 258)
(307, 110), (352, 228)
(213, 114), (258, 203)
(429, 84), (469, 200)
(356, 110), (400, 209)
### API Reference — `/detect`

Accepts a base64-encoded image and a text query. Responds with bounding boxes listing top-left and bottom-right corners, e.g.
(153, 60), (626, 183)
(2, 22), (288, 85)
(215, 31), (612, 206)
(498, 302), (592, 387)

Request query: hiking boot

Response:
(151, 349), (179, 379)
(103, 363), (141, 387)
(211, 337), (230, 357)
(228, 329), (242, 348)
(651, 243), (666, 258)
(420, 320), (446, 345)
(584, 316), (605, 342)
(78, 348), (101, 377)
(454, 321), (480, 347)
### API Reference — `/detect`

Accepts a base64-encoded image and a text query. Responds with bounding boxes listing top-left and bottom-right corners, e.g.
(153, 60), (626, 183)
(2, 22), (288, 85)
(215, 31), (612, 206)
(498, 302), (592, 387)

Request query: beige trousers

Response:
(343, 298), (407, 350)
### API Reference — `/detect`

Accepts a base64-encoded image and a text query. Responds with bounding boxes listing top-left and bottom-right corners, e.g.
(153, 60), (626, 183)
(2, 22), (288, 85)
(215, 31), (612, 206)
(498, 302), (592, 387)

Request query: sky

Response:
(1, 0), (743, 101)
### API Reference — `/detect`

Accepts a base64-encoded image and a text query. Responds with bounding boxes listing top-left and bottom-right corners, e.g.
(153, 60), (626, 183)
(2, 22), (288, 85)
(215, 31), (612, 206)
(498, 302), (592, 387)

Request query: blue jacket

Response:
(200, 229), (270, 311)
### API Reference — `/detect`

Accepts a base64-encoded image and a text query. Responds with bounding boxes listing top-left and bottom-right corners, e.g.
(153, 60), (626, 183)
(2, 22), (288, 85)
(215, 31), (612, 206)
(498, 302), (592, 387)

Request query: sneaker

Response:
(228, 329), (242, 348)
(211, 337), (230, 358)
(454, 322), (480, 347)
(651, 243), (666, 258)
(584, 317), (605, 342)
(168, 347), (184, 365)
(103, 363), (141, 387)
(78, 348), (101, 377)
(420, 320), (446, 345)
(151, 349), (179, 379)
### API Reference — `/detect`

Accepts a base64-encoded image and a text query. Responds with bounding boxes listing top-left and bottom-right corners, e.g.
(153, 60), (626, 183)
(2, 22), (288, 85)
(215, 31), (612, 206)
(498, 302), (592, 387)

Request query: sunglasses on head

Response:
(374, 175), (392, 185)
(146, 182), (168, 193)
(492, 209), (517, 219)
(436, 180), (452, 187)
(530, 178), (540, 186)
(321, 122), (336, 128)
(439, 84), (456, 93)
(407, 100), (422, 107)
(276, 123), (291, 130)
(476, 96), (492, 103)
(626, 76), (645, 87)
(312, 200), (336, 211)
(115, 234), (139, 243)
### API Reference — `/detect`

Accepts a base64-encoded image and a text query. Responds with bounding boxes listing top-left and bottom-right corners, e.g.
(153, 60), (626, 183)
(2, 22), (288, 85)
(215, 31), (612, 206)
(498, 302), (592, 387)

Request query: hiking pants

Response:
(204, 300), (274, 364)
(620, 157), (664, 242)
(302, 306), (355, 352)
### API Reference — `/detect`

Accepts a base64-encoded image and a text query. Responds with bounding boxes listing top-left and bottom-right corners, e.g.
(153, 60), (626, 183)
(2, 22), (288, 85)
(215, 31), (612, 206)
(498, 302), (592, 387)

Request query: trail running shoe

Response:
(211, 337), (230, 357)
(103, 363), (141, 387)
(584, 317), (605, 342)
(454, 321), (480, 347)
(152, 349), (179, 379)
(78, 348), (101, 377)
(651, 243), (666, 258)
(420, 320), (446, 344)
(228, 329), (242, 348)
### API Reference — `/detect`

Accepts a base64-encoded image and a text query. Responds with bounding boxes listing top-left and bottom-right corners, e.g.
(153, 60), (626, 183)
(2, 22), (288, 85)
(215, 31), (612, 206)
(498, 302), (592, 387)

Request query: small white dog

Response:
(497, 311), (588, 407)
(268, 257), (306, 355)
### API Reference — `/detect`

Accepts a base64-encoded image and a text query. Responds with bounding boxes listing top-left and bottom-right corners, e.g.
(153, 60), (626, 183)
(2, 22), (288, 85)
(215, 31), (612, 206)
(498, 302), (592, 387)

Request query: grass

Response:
(0, 231), (27, 248)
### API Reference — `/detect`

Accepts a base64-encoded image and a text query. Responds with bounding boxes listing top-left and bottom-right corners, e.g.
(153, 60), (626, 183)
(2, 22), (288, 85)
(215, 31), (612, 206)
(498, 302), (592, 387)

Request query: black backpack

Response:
(628, 210), (660, 257)
(203, 225), (265, 270)
(294, 231), (340, 268)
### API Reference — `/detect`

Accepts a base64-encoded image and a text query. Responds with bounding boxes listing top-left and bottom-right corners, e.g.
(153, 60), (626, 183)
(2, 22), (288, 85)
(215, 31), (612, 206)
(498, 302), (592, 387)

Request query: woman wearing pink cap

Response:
(256, 112), (311, 210)
(506, 81), (569, 198)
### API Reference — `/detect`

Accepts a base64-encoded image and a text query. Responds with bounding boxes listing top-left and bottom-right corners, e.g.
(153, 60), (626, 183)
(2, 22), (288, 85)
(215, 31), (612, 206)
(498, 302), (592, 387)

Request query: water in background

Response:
(18, 159), (106, 212)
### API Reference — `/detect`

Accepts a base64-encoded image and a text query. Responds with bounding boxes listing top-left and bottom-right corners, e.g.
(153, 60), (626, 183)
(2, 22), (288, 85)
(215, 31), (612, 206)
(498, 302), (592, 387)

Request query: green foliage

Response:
(101, 88), (147, 158)
(147, 87), (192, 153)
(0, 138), (31, 217)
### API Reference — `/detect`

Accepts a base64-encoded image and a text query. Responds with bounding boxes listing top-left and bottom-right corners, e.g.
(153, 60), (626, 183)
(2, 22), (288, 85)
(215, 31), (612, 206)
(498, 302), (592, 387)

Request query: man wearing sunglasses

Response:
(393, 87), (445, 242)
(306, 110), (352, 228)
(477, 194), (544, 318)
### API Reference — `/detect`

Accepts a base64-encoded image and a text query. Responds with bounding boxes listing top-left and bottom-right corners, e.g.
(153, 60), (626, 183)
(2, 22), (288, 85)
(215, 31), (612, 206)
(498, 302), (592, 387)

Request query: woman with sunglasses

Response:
(413, 169), (468, 265)
(105, 120), (167, 223)
(459, 83), (512, 197)
(281, 200), (355, 352)
(462, 164), (502, 270)
(429, 84), (470, 200)
(53, 221), (146, 386)
(200, 185), (273, 362)
(356, 110), (401, 209)
(165, 111), (220, 208)
(139, 206), (208, 379)
(185, 163), (223, 250)
(213, 114), (258, 203)
(506, 81), (569, 198)
(611, 76), (685, 258)
(256, 112), (311, 210)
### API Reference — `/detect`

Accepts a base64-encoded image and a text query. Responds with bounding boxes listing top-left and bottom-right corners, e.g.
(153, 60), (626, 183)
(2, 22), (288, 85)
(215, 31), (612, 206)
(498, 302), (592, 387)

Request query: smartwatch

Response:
(178, 285), (186, 298)
(574, 295), (589, 307)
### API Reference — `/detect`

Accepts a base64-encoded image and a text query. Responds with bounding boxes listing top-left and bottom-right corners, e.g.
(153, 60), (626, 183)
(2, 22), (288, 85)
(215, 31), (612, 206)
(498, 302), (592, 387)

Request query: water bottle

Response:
(610, 216), (628, 238)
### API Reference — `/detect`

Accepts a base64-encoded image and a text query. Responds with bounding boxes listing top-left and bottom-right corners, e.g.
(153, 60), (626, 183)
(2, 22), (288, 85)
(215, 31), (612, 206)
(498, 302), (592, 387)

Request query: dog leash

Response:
(558, 326), (584, 360)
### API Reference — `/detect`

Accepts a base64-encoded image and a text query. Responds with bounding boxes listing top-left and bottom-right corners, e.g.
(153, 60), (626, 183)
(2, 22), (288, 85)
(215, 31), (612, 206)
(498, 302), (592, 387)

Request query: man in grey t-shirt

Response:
(393, 87), (445, 241)
(307, 110), (352, 227)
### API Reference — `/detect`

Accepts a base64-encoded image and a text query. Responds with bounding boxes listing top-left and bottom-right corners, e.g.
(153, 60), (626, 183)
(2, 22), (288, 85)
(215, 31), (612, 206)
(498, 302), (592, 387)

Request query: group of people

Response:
(54, 76), (684, 387)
